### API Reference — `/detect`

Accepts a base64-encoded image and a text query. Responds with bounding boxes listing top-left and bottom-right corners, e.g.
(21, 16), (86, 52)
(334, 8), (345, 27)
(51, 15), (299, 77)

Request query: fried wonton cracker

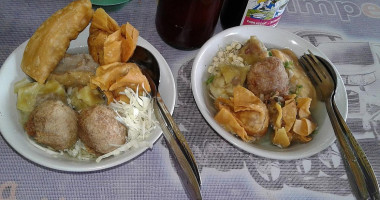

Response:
(91, 62), (150, 104)
(293, 118), (317, 136)
(109, 63), (150, 92)
(88, 8), (139, 65)
(233, 85), (265, 112)
(121, 23), (139, 62)
(273, 102), (283, 129)
(293, 134), (312, 143)
(272, 127), (290, 148)
(214, 86), (269, 141)
(21, 0), (93, 83)
(91, 62), (129, 90)
(214, 108), (254, 142)
(282, 99), (297, 132)
(214, 97), (234, 111)
(297, 97), (312, 118)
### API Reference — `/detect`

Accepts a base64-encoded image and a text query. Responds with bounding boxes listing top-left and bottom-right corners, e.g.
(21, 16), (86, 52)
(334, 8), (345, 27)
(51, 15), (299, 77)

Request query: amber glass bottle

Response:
(155, 0), (224, 50)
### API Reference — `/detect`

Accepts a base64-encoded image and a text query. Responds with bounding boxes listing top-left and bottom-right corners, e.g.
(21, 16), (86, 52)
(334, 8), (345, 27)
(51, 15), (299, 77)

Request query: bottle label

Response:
(240, 0), (289, 27)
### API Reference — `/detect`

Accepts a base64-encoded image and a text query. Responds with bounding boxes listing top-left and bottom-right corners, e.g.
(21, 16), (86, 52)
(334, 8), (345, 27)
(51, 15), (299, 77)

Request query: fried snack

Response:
(90, 62), (151, 104)
(232, 86), (269, 137)
(121, 23), (139, 62)
(214, 85), (269, 142)
(282, 99), (297, 132)
(297, 97), (312, 118)
(88, 8), (120, 65)
(293, 118), (317, 136)
(272, 127), (290, 148)
(214, 108), (254, 142)
(21, 0), (93, 84)
(88, 8), (139, 65)
(269, 95), (317, 148)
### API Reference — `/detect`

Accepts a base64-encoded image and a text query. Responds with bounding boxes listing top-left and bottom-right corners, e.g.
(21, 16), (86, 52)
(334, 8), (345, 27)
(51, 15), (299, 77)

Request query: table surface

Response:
(1, 0), (380, 199)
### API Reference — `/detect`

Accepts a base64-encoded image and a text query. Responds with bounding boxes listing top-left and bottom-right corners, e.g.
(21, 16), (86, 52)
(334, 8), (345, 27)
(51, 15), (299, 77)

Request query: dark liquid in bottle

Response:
(156, 0), (224, 50)
(220, 0), (247, 30)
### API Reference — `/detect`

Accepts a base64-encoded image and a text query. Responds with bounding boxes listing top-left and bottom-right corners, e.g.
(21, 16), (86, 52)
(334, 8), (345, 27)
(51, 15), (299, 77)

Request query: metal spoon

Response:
(130, 46), (202, 199)
(300, 52), (380, 199)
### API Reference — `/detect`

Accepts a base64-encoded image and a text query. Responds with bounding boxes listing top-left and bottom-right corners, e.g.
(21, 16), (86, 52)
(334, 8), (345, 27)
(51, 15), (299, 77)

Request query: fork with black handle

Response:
(299, 51), (380, 200)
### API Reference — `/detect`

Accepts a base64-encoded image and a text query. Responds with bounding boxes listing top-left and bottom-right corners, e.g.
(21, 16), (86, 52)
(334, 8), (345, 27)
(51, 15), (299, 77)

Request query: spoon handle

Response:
(153, 100), (202, 200)
(156, 93), (202, 186)
(332, 98), (380, 199)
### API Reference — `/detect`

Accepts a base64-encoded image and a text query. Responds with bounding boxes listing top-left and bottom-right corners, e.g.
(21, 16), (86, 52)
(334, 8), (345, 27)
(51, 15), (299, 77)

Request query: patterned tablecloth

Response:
(1, 0), (380, 199)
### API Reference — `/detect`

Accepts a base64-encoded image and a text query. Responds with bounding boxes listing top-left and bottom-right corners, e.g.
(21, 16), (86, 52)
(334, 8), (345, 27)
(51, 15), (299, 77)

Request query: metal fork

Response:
(299, 51), (380, 200)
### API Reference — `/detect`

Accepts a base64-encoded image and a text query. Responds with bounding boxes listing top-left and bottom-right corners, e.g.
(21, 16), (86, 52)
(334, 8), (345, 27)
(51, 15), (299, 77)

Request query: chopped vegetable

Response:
(284, 61), (293, 69)
(96, 87), (158, 162)
(206, 75), (215, 85)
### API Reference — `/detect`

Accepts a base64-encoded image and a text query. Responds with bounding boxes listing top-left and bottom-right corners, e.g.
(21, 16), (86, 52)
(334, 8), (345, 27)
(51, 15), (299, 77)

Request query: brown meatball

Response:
(246, 57), (289, 99)
(78, 105), (127, 154)
(25, 100), (78, 150)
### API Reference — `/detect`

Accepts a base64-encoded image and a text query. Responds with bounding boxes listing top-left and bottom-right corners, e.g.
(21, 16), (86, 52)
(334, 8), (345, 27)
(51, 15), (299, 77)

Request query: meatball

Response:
(78, 105), (127, 154)
(246, 57), (289, 99)
(25, 100), (78, 151)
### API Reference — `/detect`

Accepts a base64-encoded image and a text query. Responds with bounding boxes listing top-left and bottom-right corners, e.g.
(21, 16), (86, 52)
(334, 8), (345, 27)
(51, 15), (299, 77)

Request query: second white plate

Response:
(191, 25), (348, 160)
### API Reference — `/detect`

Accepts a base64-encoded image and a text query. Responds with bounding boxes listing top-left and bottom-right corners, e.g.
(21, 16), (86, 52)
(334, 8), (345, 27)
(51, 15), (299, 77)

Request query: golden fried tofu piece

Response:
(21, 0), (93, 84)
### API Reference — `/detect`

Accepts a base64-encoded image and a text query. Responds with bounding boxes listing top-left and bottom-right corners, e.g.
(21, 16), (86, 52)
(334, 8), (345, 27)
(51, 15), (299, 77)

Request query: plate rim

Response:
(191, 25), (348, 160)
(0, 26), (176, 172)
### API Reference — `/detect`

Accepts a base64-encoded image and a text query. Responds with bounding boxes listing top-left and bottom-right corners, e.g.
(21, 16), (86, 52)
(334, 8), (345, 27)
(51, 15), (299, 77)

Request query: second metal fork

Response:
(299, 51), (380, 200)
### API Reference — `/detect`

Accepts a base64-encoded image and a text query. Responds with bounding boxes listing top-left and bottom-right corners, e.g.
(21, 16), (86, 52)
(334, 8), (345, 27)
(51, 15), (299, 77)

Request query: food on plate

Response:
(271, 49), (317, 104)
(214, 86), (269, 142)
(21, 0), (93, 84)
(268, 95), (316, 148)
(13, 1), (158, 162)
(90, 62), (151, 104)
(246, 56), (289, 100)
(24, 100), (78, 151)
(238, 36), (268, 66)
(88, 8), (139, 65)
(14, 79), (67, 115)
(48, 54), (99, 87)
(207, 41), (250, 99)
(207, 36), (317, 148)
(69, 85), (105, 111)
(78, 105), (127, 154)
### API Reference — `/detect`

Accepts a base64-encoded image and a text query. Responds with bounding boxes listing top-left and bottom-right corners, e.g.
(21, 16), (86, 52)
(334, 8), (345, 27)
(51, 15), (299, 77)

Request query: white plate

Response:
(191, 26), (348, 160)
(0, 26), (176, 171)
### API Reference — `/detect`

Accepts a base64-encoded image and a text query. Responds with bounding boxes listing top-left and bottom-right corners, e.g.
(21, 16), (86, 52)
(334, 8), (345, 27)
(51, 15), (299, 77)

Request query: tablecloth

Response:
(1, 0), (380, 199)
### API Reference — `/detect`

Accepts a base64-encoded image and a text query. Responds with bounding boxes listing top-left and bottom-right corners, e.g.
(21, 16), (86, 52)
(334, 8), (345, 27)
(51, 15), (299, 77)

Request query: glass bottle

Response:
(155, 0), (224, 50)
(220, 0), (289, 29)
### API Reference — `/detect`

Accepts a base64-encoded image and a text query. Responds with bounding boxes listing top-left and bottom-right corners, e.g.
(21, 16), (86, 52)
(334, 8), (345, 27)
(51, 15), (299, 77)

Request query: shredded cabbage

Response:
(64, 140), (95, 160)
(96, 87), (158, 162)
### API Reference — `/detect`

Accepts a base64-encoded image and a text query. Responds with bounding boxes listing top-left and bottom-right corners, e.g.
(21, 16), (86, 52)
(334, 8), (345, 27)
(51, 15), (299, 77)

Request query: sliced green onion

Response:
(206, 75), (215, 85)
(284, 61), (293, 69)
